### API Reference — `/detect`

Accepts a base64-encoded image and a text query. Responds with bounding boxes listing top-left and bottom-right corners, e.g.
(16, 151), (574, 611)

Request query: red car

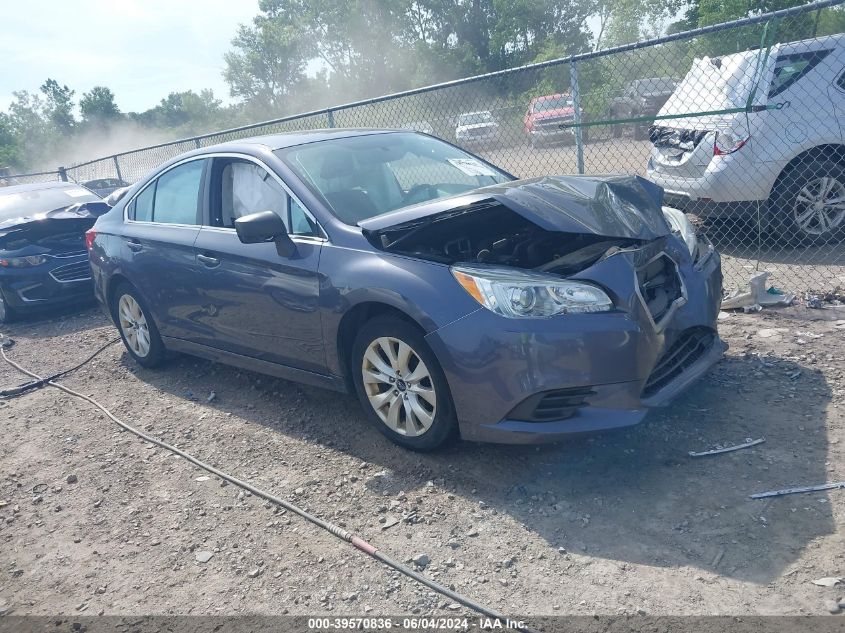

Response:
(523, 93), (587, 148)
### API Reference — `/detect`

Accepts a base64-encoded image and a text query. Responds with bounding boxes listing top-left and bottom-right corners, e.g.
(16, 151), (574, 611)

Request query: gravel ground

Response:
(1, 304), (844, 620)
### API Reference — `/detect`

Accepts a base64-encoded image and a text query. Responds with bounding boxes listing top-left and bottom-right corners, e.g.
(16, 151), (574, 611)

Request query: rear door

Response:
(188, 156), (327, 374)
(120, 158), (207, 340)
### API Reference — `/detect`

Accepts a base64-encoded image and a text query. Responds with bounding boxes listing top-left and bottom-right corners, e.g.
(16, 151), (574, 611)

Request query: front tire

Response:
(769, 159), (845, 245)
(111, 283), (166, 368)
(351, 317), (457, 451)
(0, 288), (15, 324)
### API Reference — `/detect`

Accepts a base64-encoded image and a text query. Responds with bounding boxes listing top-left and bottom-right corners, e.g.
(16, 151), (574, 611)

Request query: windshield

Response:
(458, 112), (493, 126)
(0, 185), (99, 223)
(532, 97), (573, 112)
(276, 132), (512, 225)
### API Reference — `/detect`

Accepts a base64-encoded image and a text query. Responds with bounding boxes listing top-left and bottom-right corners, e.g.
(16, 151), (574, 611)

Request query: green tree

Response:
(40, 78), (75, 135)
(80, 86), (122, 124)
(0, 113), (21, 169)
(223, 1), (314, 115)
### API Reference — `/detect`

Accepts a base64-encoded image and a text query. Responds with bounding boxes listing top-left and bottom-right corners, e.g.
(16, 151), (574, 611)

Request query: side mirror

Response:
(234, 210), (296, 257)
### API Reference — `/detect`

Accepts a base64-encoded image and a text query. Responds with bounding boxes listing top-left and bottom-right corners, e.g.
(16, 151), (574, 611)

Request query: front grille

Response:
(509, 386), (595, 422)
(642, 327), (715, 398)
(536, 116), (573, 128)
(637, 254), (683, 323)
(467, 126), (492, 137)
(50, 260), (91, 283)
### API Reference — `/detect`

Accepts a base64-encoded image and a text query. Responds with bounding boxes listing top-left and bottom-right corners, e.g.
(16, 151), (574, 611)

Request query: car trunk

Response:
(649, 48), (774, 179)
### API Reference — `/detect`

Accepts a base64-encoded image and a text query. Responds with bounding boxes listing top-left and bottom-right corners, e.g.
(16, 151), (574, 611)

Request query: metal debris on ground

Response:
(721, 272), (794, 311)
(751, 481), (845, 499)
(689, 438), (765, 457)
(812, 577), (844, 587)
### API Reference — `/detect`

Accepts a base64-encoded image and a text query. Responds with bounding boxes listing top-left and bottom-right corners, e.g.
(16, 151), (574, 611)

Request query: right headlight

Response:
(451, 265), (613, 318)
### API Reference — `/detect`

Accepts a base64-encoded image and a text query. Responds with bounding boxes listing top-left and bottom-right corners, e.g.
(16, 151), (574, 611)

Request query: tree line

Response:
(1, 0), (841, 172)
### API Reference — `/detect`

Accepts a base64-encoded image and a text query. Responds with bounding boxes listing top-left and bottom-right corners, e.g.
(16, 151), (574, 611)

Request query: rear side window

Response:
(129, 159), (206, 224)
(133, 184), (154, 222)
(769, 50), (830, 98)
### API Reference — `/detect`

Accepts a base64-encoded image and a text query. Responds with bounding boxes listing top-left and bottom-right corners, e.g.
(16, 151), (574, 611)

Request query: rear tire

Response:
(111, 282), (166, 368)
(769, 159), (845, 245)
(351, 317), (457, 451)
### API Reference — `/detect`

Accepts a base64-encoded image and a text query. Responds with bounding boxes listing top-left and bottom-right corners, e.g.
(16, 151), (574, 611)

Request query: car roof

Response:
(774, 32), (845, 55)
(0, 180), (89, 195)
(205, 128), (399, 153)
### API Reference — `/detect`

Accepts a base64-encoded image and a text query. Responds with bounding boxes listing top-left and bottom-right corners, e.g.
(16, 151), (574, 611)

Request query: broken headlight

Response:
(662, 206), (697, 257)
(451, 265), (613, 318)
(0, 255), (47, 268)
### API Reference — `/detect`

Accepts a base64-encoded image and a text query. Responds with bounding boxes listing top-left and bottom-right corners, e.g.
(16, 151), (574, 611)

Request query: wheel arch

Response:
(769, 143), (845, 199)
(335, 301), (426, 393)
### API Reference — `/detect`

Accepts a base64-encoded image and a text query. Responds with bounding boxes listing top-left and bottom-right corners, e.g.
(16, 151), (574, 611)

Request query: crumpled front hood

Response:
(0, 202), (109, 251)
(359, 175), (671, 241)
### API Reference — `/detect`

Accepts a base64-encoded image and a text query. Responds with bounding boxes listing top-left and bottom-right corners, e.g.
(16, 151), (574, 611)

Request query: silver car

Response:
(647, 34), (845, 244)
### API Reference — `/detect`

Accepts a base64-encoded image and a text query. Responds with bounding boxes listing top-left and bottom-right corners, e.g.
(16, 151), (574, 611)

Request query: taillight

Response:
(85, 229), (97, 251)
(713, 131), (749, 156)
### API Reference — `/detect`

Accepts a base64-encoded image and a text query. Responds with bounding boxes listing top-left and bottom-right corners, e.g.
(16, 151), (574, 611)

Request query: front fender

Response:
(317, 245), (480, 375)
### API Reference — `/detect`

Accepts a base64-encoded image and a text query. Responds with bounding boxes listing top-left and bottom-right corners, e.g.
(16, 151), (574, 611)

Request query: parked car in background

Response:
(523, 93), (587, 148)
(0, 181), (107, 322)
(609, 77), (677, 140)
(89, 129), (723, 451)
(401, 121), (435, 135)
(647, 34), (845, 244)
(83, 177), (130, 198)
(455, 111), (499, 147)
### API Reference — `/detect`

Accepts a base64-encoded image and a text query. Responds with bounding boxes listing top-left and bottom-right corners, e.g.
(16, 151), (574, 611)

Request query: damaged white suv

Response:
(647, 34), (845, 244)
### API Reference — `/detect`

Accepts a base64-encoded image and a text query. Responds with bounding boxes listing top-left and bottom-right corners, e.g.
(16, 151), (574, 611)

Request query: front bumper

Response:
(0, 254), (94, 313)
(425, 238), (724, 444)
(530, 125), (576, 139)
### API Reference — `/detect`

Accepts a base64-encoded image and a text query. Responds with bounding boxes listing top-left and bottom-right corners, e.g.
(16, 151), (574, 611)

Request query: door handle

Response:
(197, 253), (220, 267)
(126, 239), (143, 252)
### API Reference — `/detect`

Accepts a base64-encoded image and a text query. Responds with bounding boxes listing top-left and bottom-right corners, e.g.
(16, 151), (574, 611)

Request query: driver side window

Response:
(212, 158), (319, 237)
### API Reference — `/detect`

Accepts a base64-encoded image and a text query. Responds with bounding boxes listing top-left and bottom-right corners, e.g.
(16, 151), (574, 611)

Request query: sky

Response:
(0, 0), (261, 114)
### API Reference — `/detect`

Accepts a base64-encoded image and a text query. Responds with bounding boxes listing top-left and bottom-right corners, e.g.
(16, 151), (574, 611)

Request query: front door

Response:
(188, 156), (327, 374)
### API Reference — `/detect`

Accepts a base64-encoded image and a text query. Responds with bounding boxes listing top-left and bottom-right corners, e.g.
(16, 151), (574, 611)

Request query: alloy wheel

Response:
(118, 294), (151, 358)
(361, 336), (436, 437)
(793, 176), (845, 237)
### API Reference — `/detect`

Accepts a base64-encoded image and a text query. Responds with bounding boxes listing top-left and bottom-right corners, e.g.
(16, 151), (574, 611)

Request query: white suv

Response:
(647, 34), (845, 244)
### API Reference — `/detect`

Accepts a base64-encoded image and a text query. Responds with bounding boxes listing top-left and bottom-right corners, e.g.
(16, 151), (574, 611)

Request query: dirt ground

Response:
(1, 303), (844, 620)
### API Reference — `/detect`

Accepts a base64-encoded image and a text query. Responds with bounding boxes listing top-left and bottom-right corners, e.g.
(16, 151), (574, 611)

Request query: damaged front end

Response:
(361, 175), (725, 442)
(0, 201), (110, 318)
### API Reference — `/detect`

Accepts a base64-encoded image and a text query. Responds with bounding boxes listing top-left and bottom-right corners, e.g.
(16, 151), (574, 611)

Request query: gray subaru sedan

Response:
(87, 129), (724, 451)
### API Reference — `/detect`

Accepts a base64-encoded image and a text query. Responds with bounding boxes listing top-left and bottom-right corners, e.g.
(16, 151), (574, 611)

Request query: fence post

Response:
(112, 156), (123, 182)
(58, 166), (68, 182)
(570, 59), (585, 175)
(327, 109), (335, 128)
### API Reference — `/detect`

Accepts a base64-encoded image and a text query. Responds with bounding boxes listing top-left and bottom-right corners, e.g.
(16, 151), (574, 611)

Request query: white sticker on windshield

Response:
(65, 188), (92, 198)
(447, 158), (498, 177)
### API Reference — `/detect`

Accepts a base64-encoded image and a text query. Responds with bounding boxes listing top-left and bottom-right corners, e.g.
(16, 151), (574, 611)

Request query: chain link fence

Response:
(5, 0), (845, 293)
